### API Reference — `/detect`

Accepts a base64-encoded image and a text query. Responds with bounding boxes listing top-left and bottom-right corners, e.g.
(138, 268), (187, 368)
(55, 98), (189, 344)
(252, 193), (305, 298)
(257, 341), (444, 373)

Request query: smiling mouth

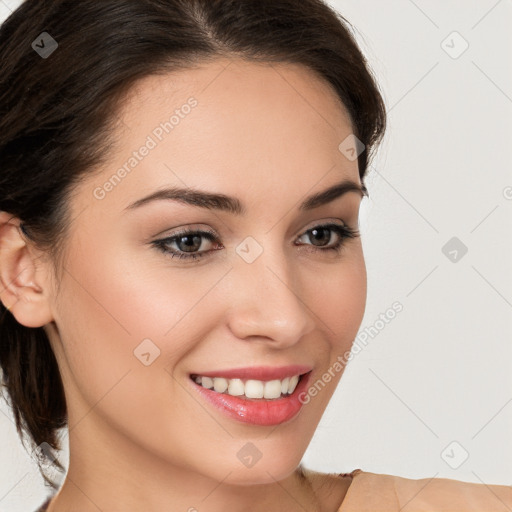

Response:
(189, 372), (309, 400)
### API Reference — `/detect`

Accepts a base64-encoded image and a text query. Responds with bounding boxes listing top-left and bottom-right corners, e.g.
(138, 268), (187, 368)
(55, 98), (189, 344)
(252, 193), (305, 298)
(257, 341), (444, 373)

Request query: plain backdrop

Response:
(0, 0), (511, 510)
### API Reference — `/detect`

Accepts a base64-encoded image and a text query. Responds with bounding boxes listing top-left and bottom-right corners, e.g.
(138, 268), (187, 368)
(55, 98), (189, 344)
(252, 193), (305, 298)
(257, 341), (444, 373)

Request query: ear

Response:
(0, 211), (55, 328)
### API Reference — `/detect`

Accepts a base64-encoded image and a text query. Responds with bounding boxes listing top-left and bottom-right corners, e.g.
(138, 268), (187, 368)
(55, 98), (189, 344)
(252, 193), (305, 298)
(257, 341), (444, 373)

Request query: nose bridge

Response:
(226, 239), (316, 345)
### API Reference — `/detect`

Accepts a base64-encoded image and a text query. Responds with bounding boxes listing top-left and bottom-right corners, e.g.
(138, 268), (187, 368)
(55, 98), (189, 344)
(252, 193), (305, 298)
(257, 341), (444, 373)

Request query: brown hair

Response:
(0, 0), (386, 489)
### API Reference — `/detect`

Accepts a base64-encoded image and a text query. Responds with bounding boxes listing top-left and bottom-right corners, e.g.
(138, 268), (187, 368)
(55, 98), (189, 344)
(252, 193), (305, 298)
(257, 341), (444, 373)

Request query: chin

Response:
(224, 463), (300, 486)
(209, 444), (306, 486)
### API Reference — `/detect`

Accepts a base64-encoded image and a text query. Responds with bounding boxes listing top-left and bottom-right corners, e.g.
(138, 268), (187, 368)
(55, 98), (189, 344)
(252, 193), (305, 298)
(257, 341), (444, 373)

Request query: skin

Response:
(0, 58), (366, 511)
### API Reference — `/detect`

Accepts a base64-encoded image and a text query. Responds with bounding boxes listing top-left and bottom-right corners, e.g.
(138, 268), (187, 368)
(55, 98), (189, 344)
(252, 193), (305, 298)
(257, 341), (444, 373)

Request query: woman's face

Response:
(43, 58), (367, 485)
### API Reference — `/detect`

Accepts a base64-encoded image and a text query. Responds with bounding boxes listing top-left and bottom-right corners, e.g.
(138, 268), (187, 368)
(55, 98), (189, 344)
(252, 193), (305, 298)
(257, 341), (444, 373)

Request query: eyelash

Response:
(151, 223), (360, 262)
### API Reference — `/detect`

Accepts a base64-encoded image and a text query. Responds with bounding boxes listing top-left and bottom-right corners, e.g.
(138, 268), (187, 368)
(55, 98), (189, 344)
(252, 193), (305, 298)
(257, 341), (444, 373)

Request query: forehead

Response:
(122, 57), (352, 125)
(74, 57), (360, 219)
(116, 56), (355, 158)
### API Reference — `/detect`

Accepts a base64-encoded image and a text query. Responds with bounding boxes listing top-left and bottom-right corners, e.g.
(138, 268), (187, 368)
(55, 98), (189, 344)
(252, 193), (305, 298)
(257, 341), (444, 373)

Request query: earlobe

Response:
(0, 211), (54, 328)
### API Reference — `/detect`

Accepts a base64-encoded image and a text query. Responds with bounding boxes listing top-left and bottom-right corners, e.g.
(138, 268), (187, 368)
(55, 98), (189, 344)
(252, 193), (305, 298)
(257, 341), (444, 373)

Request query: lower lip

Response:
(190, 372), (312, 426)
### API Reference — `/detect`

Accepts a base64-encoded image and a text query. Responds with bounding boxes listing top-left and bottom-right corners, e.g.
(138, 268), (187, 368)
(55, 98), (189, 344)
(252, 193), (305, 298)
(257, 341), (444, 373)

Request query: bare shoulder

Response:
(338, 470), (512, 511)
(300, 467), (358, 512)
(391, 472), (512, 509)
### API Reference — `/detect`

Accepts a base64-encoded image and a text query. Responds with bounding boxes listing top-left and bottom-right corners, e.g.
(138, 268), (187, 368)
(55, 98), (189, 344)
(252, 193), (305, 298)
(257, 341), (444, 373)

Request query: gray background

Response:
(0, 0), (511, 510)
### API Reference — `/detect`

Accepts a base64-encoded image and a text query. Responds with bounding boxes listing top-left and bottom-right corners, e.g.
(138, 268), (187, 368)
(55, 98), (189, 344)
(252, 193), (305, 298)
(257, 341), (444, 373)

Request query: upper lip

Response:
(190, 365), (313, 381)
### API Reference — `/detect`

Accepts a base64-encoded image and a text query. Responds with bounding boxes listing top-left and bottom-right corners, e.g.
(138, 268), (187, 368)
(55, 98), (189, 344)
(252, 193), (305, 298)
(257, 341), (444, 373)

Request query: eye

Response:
(295, 223), (359, 255)
(151, 228), (220, 261)
(151, 222), (359, 262)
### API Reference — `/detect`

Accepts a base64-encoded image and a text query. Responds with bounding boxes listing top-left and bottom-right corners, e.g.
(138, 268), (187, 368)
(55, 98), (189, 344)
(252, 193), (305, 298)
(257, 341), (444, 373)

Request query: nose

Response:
(225, 247), (316, 348)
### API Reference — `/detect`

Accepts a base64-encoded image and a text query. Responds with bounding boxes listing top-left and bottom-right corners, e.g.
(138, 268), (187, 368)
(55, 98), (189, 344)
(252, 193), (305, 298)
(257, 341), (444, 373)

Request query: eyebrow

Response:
(124, 178), (367, 215)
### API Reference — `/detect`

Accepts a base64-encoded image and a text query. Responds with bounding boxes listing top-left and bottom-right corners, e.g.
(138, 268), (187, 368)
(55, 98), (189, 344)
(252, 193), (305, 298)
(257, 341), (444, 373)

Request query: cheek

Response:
(292, 250), (366, 417)
(51, 243), (226, 455)
(311, 246), (367, 350)
(53, 242), (231, 388)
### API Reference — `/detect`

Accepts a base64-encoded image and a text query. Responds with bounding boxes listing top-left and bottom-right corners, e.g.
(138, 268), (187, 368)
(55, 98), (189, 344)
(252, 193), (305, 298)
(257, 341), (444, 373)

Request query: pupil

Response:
(310, 227), (330, 246)
(180, 235), (201, 252)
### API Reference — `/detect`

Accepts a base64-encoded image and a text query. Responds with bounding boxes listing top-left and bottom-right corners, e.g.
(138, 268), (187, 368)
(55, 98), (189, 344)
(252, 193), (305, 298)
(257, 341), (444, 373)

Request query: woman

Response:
(0, 1), (510, 511)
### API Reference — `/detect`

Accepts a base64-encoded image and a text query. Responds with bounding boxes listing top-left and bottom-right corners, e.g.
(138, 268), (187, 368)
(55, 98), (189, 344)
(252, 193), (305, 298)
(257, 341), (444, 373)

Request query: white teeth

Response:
(264, 379), (282, 399)
(245, 380), (264, 398)
(280, 377), (290, 394)
(288, 375), (299, 394)
(201, 376), (213, 389)
(213, 377), (228, 393)
(227, 378), (245, 396)
(193, 374), (303, 399)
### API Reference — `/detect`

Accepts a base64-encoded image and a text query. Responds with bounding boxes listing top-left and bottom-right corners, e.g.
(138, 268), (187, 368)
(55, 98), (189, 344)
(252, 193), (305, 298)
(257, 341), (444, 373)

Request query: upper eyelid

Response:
(158, 219), (350, 242)
(157, 223), (356, 255)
